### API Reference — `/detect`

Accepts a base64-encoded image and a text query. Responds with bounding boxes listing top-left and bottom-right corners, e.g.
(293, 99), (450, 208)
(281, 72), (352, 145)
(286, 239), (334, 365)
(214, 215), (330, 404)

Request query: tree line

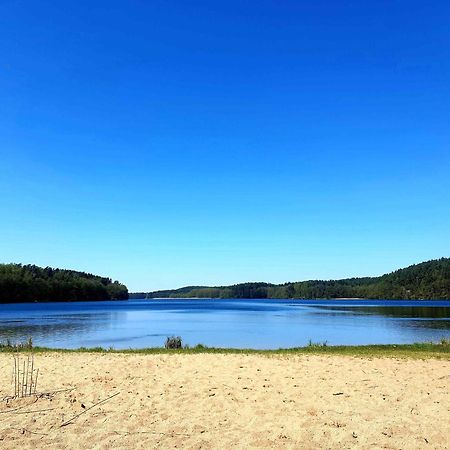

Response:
(0, 264), (128, 303)
(140, 258), (450, 300)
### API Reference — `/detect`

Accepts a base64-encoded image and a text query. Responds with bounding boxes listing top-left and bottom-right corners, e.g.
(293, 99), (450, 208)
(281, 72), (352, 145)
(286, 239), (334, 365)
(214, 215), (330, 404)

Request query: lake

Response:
(0, 299), (449, 349)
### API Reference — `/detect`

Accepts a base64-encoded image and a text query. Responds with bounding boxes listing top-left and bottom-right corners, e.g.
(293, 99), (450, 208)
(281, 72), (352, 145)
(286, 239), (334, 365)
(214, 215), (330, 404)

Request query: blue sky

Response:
(1, 1), (449, 291)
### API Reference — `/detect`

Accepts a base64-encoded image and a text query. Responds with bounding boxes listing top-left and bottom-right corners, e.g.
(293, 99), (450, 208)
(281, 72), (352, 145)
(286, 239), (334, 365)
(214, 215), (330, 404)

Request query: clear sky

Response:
(1, 1), (449, 291)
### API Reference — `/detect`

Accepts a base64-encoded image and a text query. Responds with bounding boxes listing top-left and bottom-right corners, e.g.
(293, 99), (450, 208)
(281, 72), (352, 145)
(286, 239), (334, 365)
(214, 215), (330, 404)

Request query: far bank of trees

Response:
(0, 264), (128, 303)
(142, 258), (450, 300)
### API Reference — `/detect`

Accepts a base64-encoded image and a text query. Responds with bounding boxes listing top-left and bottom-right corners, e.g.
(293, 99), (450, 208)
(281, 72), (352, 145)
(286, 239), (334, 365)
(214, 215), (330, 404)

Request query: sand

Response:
(0, 352), (448, 449)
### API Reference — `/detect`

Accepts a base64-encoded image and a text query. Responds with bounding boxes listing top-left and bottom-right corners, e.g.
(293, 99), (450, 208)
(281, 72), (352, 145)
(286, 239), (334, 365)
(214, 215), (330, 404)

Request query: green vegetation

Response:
(0, 264), (128, 303)
(1, 339), (449, 359)
(140, 258), (450, 300)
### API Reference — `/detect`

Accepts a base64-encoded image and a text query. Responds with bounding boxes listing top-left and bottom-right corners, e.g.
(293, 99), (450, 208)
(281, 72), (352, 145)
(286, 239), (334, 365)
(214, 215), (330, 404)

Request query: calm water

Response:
(0, 299), (449, 349)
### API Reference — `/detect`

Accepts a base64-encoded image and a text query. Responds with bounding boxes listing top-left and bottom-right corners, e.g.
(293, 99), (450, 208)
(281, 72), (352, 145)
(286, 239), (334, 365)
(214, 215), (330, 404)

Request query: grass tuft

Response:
(0, 339), (449, 359)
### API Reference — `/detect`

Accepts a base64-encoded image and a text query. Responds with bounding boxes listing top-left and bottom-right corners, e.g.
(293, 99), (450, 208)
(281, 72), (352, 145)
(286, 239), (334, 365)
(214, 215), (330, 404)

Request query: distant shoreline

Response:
(132, 297), (450, 302)
(2, 297), (450, 304)
(136, 257), (450, 300)
(145, 297), (368, 300)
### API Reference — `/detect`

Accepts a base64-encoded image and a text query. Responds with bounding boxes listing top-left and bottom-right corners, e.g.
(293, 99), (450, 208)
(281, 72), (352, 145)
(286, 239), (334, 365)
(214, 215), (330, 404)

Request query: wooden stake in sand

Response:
(11, 355), (39, 399)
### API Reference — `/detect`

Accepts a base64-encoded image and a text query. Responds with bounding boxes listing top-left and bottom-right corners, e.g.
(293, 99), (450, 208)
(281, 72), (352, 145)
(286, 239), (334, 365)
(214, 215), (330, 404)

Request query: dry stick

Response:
(13, 356), (17, 398)
(21, 356), (24, 397)
(13, 357), (17, 398)
(60, 392), (120, 427)
(30, 355), (34, 394)
(31, 356), (35, 394)
(25, 357), (28, 396)
(24, 356), (29, 397)
(34, 369), (39, 395)
(27, 355), (34, 395)
(10, 407), (55, 415)
(35, 387), (76, 398)
(15, 356), (19, 398)
(17, 357), (21, 398)
(11, 358), (15, 391)
(41, 387), (75, 395)
(21, 360), (25, 398)
(17, 360), (20, 398)
(29, 356), (34, 396)
(115, 430), (191, 437)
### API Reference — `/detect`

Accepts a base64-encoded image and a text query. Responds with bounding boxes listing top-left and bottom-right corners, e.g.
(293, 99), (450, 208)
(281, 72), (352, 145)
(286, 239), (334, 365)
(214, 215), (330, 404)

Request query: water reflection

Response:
(313, 305), (450, 319)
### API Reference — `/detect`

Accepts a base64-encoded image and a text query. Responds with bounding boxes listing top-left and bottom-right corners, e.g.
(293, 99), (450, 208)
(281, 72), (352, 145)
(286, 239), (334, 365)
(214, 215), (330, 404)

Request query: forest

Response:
(140, 258), (450, 300)
(0, 264), (128, 303)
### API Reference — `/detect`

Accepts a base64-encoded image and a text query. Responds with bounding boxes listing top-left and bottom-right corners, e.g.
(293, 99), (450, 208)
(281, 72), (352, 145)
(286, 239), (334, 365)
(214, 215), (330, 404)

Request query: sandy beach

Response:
(0, 352), (448, 449)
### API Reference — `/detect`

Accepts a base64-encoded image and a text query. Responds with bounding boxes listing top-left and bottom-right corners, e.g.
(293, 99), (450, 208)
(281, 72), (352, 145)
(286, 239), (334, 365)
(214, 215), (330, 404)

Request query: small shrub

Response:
(194, 343), (208, 350)
(165, 336), (182, 349)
